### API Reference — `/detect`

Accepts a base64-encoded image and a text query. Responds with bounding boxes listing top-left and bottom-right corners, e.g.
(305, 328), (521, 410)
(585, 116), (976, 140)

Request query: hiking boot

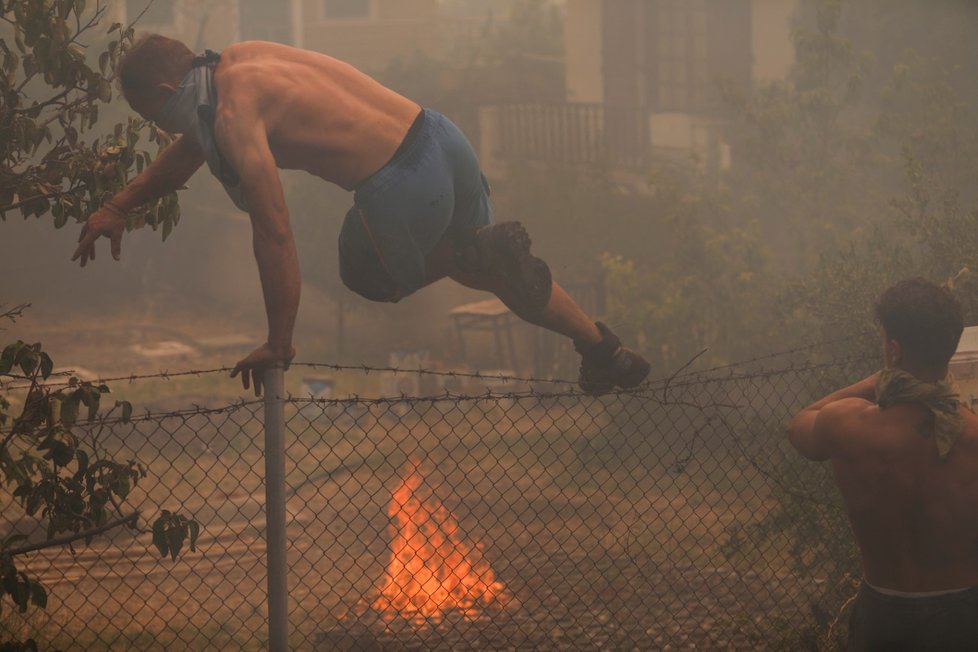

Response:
(454, 221), (552, 316)
(575, 322), (651, 396)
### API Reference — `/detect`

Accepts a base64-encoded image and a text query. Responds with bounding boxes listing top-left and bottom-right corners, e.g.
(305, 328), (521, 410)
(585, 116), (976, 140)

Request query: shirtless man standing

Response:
(71, 36), (650, 396)
(788, 278), (978, 651)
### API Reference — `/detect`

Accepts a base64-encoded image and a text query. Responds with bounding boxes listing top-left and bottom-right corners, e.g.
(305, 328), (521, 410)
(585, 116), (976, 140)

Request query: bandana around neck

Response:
(875, 368), (964, 461)
(154, 64), (210, 135)
(150, 50), (248, 211)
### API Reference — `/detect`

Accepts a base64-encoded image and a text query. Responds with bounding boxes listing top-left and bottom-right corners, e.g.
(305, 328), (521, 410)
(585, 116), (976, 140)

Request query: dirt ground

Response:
(0, 396), (817, 651)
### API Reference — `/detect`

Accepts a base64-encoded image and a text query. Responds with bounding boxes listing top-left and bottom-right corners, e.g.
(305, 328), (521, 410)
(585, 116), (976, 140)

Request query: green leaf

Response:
(151, 518), (167, 558)
(79, 387), (99, 421)
(166, 526), (183, 561)
(115, 476), (130, 500)
(188, 521), (200, 552)
(116, 401), (132, 423)
(50, 441), (73, 467)
(29, 581), (46, 609)
(15, 572), (31, 612)
(39, 353), (53, 380)
(1, 566), (17, 596)
(75, 449), (89, 476)
(17, 352), (36, 377)
(0, 342), (26, 375)
(25, 493), (41, 517)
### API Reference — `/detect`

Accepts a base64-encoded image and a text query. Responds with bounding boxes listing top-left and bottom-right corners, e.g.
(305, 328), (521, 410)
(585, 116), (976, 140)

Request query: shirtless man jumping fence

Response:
(71, 37), (650, 396)
(788, 278), (978, 651)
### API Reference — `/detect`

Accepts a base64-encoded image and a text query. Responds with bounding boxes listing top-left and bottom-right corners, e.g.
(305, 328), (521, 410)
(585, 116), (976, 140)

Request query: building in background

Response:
(479, 0), (797, 183)
(116, 0), (795, 178)
(118, 0), (522, 75)
(118, 0), (240, 51)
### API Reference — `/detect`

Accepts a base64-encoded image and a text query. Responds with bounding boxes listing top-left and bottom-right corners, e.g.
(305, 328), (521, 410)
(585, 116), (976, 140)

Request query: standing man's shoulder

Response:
(788, 390), (878, 462)
(816, 397), (877, 436)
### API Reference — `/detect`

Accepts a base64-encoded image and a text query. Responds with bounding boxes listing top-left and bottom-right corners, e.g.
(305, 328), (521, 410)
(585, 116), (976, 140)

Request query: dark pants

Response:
(848, 583), (978, 651)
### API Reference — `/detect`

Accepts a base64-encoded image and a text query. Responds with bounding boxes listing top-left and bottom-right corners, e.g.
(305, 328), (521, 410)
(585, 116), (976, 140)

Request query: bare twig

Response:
(824, 573), (860, 646)
(0, 303), (30, 326)
(662, 347), (709, 404)
(6, 512), (139, 557)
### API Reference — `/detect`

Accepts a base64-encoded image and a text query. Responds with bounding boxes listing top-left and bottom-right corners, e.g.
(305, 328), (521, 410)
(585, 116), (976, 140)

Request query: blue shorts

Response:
(338, 109), (493, 302)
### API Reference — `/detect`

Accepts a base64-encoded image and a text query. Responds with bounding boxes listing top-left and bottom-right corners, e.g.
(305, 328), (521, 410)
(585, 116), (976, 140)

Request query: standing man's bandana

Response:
(875, 368), (964, 461)
(154, 50), (249, 212)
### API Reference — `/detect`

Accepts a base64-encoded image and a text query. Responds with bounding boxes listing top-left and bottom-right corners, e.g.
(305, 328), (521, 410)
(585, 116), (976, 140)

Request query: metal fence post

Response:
(263, 363), (288, 651)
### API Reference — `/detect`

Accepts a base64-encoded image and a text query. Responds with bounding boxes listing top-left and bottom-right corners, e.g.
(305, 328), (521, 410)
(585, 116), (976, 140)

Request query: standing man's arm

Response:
(787, 373), (879, 460)
(72, 135), (205, 266)
(215, 96), (300, 396)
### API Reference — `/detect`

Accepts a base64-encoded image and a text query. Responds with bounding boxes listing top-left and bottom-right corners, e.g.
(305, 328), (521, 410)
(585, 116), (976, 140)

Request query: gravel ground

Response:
(317, 550), (817, 651)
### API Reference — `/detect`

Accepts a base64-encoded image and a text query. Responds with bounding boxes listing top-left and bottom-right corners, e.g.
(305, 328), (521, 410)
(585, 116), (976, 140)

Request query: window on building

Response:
(126, 0), (175, 26)
(323, 0), (371, 19)
(647, 0), (709, 112)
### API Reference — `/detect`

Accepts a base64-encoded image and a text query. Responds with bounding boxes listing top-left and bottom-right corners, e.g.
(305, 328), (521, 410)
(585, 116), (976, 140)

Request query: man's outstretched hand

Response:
(231, 343), (296, 397)
(72, 206), (126, 266)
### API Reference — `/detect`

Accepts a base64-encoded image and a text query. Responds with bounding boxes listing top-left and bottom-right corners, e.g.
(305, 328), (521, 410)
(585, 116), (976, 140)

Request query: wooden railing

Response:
(494, 103), (652, 170)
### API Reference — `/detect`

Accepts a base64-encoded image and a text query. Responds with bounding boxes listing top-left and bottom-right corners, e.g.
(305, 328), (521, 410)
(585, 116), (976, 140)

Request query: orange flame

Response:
(368, 459), (510, 625)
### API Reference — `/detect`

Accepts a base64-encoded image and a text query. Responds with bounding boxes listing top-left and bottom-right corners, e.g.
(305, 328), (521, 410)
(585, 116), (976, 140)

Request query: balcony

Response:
(479, 102), (725, 182)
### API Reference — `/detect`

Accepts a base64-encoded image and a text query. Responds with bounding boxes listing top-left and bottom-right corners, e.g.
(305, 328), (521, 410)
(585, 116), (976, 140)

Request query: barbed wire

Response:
(0, 366), (238, 392)
(0, 358), (874, 437)
(0, 331), (876, 394)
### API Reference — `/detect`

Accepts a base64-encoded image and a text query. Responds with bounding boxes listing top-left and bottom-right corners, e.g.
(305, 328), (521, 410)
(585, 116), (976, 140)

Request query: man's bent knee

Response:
(452, 221), (553, 318)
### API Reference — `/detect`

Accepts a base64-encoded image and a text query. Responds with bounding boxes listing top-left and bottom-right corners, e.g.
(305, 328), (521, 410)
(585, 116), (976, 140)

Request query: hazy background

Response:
(3, 0), (978, 386)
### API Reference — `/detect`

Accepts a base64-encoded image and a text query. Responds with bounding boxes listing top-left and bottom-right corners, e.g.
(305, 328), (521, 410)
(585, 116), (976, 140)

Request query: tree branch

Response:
(1, 191), (59, 214)
(12, 84), (79, 116)
(5, 512), (139, 557)
(1, 186), (86, 214)
(0, 303), (30, 324)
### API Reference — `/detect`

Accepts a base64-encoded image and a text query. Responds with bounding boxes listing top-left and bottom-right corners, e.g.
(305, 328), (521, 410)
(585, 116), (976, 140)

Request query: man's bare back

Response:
(820, 396), (978, 591)
(215, 42), (420, 190)
(789, 279), (978, 649)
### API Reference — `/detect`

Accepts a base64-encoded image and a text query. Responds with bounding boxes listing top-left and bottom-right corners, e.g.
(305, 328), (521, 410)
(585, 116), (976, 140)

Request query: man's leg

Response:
(424, 227), (650, 394)
(425, 236), (599, 342)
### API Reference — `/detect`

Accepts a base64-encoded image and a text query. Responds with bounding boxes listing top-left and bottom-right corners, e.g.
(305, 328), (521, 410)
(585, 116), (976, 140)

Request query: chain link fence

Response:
(0, 347), (876, 650)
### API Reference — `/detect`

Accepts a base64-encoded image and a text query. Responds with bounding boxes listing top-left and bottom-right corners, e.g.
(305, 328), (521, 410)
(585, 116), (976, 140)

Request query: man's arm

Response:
(214, 94), (300, 395)
(108, 134), (206, 211)
(72, 135), (205, 266)
(787, 373), (879, 461)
